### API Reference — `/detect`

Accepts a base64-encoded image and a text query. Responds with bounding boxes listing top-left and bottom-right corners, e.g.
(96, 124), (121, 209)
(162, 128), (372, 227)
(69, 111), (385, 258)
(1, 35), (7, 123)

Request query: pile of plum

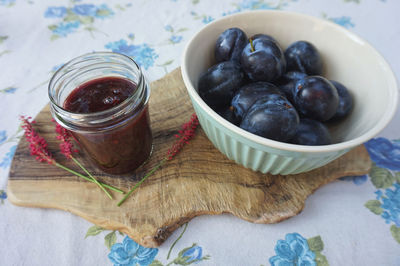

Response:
(198, 27), (353, 145)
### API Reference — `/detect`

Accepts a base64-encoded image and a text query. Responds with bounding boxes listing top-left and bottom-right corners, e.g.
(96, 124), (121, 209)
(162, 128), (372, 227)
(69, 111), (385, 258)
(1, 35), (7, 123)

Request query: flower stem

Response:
(167, 222), (188, 260)
(71, 156), (112, 199)
(117, 158), (167, 207)
(54, 162), (125, 194)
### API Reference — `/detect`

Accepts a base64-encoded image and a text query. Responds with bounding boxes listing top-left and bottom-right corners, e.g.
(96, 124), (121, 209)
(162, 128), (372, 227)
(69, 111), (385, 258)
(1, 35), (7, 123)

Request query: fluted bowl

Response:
(181, 10), (398, 175)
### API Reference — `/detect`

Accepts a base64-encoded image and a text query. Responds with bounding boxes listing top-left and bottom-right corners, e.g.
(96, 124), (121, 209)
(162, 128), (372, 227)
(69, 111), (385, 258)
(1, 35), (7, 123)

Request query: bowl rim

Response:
(181, 10), (399, 153)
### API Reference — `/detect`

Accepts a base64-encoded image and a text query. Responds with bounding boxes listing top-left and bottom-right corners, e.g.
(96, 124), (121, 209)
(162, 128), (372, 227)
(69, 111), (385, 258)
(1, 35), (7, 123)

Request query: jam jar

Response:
(49, 52), (152, 175)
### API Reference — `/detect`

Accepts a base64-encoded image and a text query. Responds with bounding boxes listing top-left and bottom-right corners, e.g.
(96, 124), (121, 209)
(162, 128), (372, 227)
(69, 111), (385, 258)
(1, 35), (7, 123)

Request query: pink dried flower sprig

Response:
(118, 113), (199, 206)
(52, 119), (116, 199)
(54, 121), (78, 158)
(21, 116), (54, 164)
(166, 113), (199, 160)
(20, 116), (124, 196)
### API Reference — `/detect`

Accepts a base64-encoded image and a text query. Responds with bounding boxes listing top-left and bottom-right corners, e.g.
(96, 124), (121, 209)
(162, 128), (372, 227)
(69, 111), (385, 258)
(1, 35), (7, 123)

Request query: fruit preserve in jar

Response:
(49, 52), (152, 175)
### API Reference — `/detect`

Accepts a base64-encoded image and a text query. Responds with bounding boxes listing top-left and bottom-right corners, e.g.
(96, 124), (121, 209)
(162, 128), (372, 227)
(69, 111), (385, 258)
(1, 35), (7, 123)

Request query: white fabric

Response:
(1, 0), (400, 265)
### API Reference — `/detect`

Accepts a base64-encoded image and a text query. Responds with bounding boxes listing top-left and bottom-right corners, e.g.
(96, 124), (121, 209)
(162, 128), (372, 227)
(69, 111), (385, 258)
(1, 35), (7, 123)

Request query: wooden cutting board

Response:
(7, 68), (371, 248)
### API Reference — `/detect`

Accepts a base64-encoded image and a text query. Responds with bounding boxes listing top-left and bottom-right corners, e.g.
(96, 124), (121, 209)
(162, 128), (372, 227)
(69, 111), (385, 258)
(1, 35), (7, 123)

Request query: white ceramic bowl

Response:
(181, 10), (399, 175)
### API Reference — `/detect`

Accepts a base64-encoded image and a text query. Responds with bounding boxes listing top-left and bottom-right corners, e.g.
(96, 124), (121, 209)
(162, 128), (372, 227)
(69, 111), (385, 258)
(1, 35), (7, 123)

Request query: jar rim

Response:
(48, 51), (144, 118)
(48, 51), (150, 132)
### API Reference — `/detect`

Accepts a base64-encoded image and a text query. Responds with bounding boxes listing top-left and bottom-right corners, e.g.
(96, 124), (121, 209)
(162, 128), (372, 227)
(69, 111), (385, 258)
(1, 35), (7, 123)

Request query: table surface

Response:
(1, 0), (400, 265)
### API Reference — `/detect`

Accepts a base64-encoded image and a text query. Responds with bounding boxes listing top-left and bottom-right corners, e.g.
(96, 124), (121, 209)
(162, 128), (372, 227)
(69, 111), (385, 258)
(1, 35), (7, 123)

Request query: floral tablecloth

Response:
(1, 0), (400, 265)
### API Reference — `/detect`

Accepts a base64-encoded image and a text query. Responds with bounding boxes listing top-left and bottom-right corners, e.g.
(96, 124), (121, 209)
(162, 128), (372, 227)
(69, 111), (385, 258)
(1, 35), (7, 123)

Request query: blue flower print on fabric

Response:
(202, 16), (214, 24)
(0, 130), (7, 145)
(376, 183), (400, 227)
(45, 3), (114, 39)
(330, 16), (355, 28)
(169, 35), (183, 44)
(105, 40), (158, 70)
(0, 0), (15, 6)
(222, 0), (281, 16)
(72, 4), (98, 16)
(108, 236), (158, 266)
(182, 245), (203, 263)
(164, 24), (186, 43)
(235, 0), (275, 11)
(0, 145), (17, 169)
(364, 138), (400, 171)
(53, 21), (80, 37)
(0, 87), (17, 94)
(340, 175), (368, 185)
(269, 233), (316, 266)
(94, 4), (114, 19)
(44, 7), (67, 18)
(3, 87), (16, 94)
(0, 190), (7, 203)
(71, 4), (114, 18)
(164, 25), (173, 32)
(190, 11), (214, 25)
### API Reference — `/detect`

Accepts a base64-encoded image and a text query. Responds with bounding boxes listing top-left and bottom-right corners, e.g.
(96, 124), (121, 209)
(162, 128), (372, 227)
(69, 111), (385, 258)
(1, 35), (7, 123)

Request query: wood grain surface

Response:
(7, 68), (372, 247)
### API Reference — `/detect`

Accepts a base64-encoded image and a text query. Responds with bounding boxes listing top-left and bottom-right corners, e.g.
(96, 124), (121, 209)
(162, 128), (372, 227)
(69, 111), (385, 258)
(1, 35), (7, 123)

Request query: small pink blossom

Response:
(53, 120), (78, 159)
(20, 116), (54, 164)
(166, 113), (199, 160)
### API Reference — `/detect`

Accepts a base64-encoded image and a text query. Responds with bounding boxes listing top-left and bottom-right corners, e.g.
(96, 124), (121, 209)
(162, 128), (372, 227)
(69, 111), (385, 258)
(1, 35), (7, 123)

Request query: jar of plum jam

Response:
(49, 52), (152, 175)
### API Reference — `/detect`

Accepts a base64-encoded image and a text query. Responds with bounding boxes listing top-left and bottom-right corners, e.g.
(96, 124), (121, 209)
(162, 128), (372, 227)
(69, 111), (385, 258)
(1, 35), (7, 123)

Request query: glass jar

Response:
(49, 52), (152, 175)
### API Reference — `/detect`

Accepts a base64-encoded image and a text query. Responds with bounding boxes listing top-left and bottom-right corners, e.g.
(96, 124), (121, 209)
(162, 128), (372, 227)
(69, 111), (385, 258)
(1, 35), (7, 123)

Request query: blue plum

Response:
(240, 94), (299, 142)
(275, 71), (307, 103)
(293, 76), (339, 121)
(250, 34), (278, 44)
(231, 82), (284, 121)
(329, 80), (353, 120)
(279, 71), (308, 82)
(284, 41), (323, 75)
(215, 28), (248, 63)
(217, 106), (241, 126)
(290, 118), (332, 145)
(198, 61), (244, 109)
(240, 38), (286, 82)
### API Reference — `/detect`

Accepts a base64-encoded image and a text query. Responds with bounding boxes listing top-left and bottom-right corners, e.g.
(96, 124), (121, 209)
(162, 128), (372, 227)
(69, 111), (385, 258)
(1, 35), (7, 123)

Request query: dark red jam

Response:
(64, 77), (136, 113)
(64, 77), (152, 175)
